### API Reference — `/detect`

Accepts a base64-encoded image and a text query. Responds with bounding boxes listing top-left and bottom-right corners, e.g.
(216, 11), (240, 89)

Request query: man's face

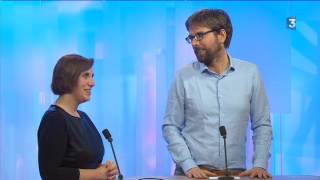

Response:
(188, 25), (225, 66)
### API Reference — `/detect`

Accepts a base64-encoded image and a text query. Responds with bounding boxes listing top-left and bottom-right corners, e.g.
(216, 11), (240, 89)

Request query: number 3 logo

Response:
(287, 17), (296, 30)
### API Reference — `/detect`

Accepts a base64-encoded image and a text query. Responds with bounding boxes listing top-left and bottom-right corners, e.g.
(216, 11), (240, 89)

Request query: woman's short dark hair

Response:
(51, 54), (94, 95)
(185, 9), (233, 48)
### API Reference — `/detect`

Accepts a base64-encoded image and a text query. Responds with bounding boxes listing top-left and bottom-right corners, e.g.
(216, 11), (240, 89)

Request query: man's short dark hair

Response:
(51, 54), (94, 95)
(185, 9), (233, 48)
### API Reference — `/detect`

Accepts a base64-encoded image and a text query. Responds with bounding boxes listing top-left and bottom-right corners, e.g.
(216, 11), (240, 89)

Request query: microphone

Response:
(218, 126), (234, 180)
(102, 129), (123, 180)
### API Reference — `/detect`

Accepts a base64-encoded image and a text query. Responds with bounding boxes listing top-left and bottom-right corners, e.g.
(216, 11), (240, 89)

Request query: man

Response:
(162, 9), (272, 179)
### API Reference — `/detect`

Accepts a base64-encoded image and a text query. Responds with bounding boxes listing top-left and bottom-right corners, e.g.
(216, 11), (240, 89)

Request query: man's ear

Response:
(218, 29), (227, 45)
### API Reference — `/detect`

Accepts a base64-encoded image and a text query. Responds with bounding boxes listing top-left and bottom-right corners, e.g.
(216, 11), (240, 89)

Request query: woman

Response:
(38, 54), (118, 180)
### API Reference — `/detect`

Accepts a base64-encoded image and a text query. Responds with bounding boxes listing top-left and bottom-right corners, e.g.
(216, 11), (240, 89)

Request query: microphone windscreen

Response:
(102, 129), (112, 140)
(219, 126), (227, 136)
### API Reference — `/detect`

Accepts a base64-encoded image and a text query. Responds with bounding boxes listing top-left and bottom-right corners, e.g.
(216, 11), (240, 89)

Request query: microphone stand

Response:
(218, 126), (234, 180)
(102, 129), (123, 180)
(109, 140), (123, 180)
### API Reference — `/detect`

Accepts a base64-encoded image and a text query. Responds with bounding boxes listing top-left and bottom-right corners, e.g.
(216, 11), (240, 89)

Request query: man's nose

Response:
(191, 39), (200, 47)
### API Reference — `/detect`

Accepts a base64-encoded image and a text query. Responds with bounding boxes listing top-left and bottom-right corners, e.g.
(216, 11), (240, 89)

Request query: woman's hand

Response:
(80, 161), (118, 180)
(104, 161), (118, 180)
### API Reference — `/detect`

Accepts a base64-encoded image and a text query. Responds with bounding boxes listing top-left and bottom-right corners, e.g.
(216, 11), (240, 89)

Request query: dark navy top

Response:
(38, 105), (104, 180)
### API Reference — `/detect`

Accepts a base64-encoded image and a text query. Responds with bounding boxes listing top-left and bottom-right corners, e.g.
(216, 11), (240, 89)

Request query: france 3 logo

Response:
(287, 17), (296, 30)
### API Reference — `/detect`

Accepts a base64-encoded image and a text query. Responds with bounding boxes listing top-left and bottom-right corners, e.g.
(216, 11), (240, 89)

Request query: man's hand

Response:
(186, 167), (217, 179)
(239, 167), (271, 179)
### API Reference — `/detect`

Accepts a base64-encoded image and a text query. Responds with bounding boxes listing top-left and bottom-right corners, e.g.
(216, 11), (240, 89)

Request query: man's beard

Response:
(194, 47), (220, 66)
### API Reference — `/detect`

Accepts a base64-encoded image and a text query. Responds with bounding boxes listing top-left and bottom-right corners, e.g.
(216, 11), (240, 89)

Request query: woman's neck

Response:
(55, 94), (80, 117)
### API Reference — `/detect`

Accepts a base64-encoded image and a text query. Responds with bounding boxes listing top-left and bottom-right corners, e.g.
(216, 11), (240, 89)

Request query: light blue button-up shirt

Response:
(162, 56), (272, 173)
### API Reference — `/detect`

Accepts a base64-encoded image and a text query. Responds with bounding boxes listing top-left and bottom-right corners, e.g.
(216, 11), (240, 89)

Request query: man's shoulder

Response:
(232, 58), (258, 72)
(232, 57), (256, 67)
(176, 61), (201, 77)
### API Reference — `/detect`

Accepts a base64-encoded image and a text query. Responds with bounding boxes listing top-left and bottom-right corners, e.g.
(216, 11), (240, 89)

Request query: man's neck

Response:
(207, 51), (230, 75)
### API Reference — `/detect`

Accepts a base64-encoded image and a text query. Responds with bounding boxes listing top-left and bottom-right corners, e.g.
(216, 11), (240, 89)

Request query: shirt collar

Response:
(199, 54), (236, 74)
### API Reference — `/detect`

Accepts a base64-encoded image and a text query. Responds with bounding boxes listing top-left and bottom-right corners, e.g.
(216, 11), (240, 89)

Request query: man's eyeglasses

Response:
(185, 29), (221, 44)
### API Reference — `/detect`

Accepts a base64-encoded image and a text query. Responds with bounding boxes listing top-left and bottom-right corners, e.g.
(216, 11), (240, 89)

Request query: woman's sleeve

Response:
(37, 111), (79, 180)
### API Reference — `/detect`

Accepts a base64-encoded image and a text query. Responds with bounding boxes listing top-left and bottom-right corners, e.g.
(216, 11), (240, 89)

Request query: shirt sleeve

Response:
(37, 111), (79, 180)
(162, 73), (198, 173)
(250, 65), (273, 170)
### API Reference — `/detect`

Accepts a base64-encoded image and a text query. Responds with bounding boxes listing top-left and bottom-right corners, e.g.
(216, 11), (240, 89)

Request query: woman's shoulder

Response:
(38, 105), (68, 136)
(40, 105), (67, 126)
(44, 104), (65, 117)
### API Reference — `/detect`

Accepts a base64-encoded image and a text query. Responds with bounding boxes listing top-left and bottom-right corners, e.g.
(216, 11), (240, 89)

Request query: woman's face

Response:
(72, 68), (95, 104)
